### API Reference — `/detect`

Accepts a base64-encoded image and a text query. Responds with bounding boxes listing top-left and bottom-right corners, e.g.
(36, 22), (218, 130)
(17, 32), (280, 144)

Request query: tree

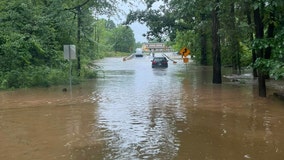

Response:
(211, 0), (222, 84)
(110, 25), (135, 53)
(0, 0), (134, 88)
(252, 0), (284, 97)
(65, 0), (132, 76)
(0, 0), (64, 70)
(0, 0), (71, 88)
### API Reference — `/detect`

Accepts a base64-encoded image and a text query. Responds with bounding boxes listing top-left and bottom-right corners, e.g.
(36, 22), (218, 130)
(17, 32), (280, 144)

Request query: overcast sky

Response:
(129, 22), (148, 43)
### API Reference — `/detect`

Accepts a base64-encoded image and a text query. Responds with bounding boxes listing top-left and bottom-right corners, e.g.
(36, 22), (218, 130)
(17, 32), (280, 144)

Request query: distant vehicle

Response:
(135, 48), (143, 57)
(151, 57), (168, 68)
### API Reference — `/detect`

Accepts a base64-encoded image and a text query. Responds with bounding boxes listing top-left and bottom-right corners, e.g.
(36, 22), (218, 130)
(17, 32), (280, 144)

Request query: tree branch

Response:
(64, 0), (91, 11)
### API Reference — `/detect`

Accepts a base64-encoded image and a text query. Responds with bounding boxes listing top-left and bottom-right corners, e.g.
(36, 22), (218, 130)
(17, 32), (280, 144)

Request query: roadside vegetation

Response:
(0, 0), (136, 89)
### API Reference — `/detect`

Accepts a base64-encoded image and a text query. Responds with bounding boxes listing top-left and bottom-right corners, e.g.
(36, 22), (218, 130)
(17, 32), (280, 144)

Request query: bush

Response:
(0, 66), (73, 89)
(0, 58), (102, 89)
(2, 69), (29, 88)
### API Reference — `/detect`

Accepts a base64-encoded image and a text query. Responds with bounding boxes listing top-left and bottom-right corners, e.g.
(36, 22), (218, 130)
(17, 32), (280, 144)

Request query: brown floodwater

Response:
(0, 56), (283, 160)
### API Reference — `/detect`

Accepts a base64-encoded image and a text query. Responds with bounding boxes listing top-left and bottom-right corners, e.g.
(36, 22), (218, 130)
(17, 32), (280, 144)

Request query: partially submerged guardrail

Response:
(123, 54), (134, 61)
(162, 53), (177, 64)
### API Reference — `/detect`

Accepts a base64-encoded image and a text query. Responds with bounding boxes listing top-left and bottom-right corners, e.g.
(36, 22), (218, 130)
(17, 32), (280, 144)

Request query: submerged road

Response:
(0, 56), (284, 160)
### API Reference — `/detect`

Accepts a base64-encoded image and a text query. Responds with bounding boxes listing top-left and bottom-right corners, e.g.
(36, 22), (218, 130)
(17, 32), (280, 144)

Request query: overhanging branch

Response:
(64, 0), (91, 12)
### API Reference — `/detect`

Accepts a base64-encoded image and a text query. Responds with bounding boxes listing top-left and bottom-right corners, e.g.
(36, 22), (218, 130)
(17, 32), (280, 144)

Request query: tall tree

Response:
(212, 0), (222, 84)
(252, 0), (284, 97)
(253, 2), (266, 97)
(110, 25), (135, 53)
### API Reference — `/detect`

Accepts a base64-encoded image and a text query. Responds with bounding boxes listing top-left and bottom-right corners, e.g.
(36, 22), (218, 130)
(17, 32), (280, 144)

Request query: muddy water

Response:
(0, 57), (284, 160)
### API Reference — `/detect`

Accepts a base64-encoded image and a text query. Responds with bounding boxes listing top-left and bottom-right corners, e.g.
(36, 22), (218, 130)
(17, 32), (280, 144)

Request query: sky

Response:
(129, 22), (149, 43)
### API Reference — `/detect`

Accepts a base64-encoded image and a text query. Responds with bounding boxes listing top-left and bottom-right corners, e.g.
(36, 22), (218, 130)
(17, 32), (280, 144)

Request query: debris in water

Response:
(244, 154), (251, 159)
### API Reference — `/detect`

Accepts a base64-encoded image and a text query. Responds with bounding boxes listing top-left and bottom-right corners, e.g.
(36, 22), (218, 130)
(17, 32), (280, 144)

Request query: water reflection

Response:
(0, 57), (284, 160)
(92, 58), (183, 159)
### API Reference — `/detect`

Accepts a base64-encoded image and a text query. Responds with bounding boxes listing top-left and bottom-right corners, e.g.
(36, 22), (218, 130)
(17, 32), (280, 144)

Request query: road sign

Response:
(63, 45), (76, 93)
(183, 57), (189, 63)
(64, 45), (76, 60)
(179, 47), (190, 57)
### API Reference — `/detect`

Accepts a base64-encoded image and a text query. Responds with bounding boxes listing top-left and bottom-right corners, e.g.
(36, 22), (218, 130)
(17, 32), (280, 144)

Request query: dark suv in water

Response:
(151, 57), (168, 68)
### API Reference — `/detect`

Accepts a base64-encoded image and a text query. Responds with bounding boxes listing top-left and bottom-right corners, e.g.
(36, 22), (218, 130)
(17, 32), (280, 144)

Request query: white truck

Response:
(134, 48), (143, 57)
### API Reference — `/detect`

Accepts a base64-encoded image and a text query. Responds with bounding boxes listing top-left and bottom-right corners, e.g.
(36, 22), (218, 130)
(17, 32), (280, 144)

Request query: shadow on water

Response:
(0, 57), (284, 160)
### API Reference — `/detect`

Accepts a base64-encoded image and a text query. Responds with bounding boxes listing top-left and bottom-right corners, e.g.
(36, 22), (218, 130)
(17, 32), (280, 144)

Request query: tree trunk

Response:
(77, 7), (81, 76)
(253, 6), (266, 97)
(66, 0), (91, 77)
(212, 0), (222, 84)
(229, 3), (241, 74)
(200, 13), (207, 65)
(258, 73), (266, 97)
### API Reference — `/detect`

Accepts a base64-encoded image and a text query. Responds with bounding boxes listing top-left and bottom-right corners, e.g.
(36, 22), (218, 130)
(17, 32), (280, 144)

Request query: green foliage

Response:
(239, 43), (253, 67)
(0, 0), (135, 89)
(0, 66), (69, 89)
(91, 19), (136, 58)
(109, 25), (135, 53)
(81, 67), (97, 79)
(47, 68), (70, 85)
(253, 26), (284, 79)
(254, 58), (284, 80)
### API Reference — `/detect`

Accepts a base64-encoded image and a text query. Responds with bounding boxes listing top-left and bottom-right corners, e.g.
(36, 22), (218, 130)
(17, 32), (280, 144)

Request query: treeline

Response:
(0, 0), (135, 89)
(125, 0), (284, 97)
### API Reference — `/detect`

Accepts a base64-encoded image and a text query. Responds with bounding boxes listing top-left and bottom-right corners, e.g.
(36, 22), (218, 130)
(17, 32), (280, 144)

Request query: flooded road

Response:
(1, 56), (284, 160)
